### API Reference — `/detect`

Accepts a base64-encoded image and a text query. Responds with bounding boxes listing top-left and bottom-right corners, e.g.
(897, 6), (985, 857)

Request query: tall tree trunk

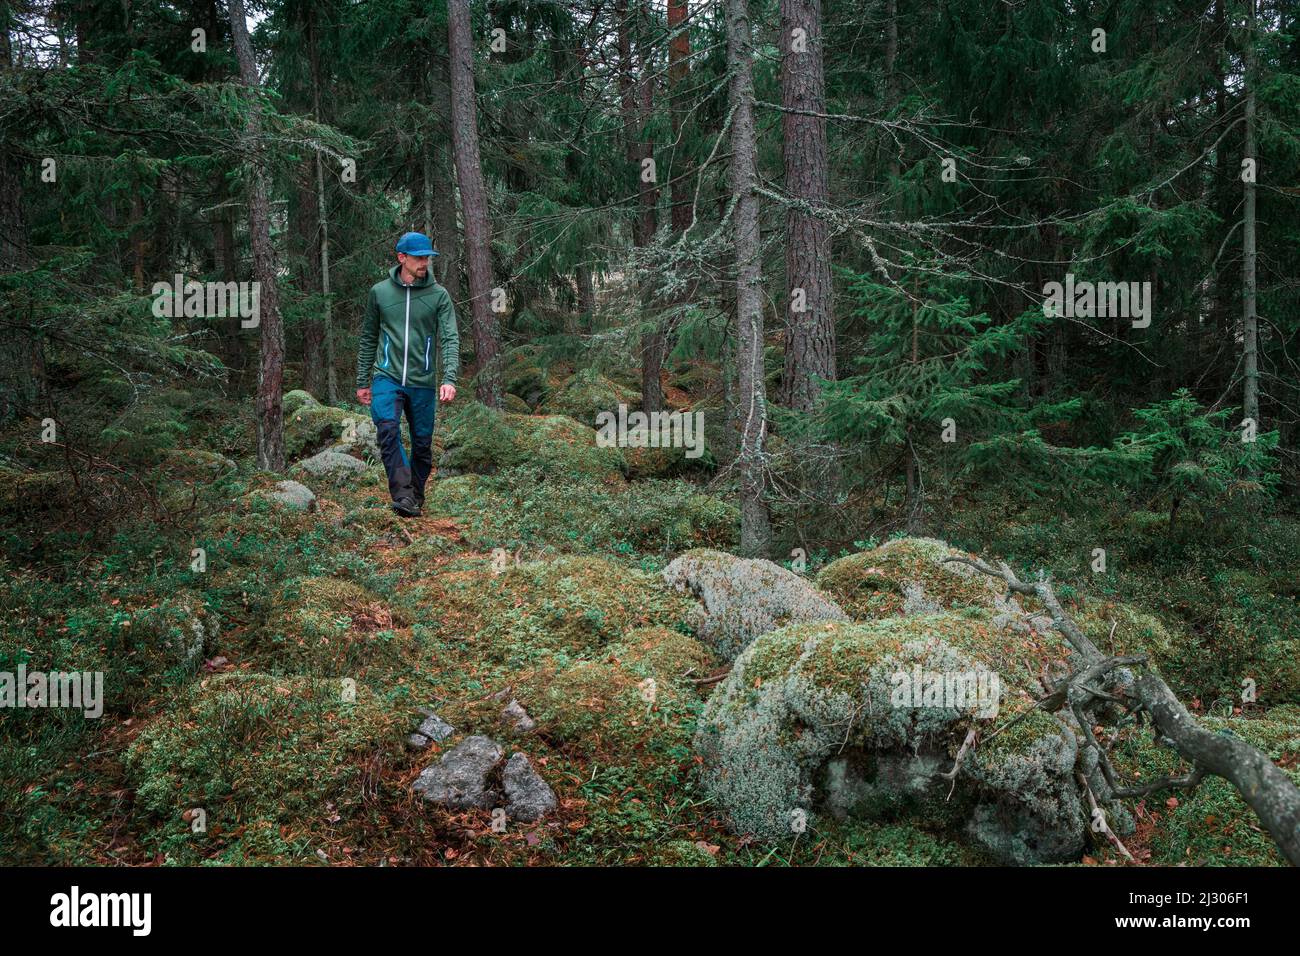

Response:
(309, 8), (337, 403)
(295, 3), (329, 400)
(668, 0), (692, 234)
(0, 4), (42, 421)
(619, 0), (664, 413)
(727, 0), (773, 557)
(228, 0), (286, 470)
(429, 54), (462, 304)
(448, 0), (502, 407)
(780, 0), (835, 413)
(1242, 0), (1259, 426)
(884, 0), (900, 181)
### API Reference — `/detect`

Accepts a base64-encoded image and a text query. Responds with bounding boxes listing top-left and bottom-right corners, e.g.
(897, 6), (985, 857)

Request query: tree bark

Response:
(448, 0), (502, 408)
(228, 0), (286, 470)
(619, 0), (664, 413)
(727, 0), (773, 558)
(780, 0), (835, 413)
(1242, 0), (1259, 425)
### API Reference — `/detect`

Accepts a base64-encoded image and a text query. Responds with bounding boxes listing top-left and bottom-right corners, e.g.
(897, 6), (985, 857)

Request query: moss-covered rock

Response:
(436, 402), (627, 481)
(285, 400), (377, 461)
(503, 393), (531, 414)
(495, 346), (549, 407)
(125, 672), (399, 864)
(282, 389), (320, 418)
(695, 613), (1088, 863)
(543, 368), (640, 428)
(816, 538), (1009, 622)
(664, 549), (848, 661)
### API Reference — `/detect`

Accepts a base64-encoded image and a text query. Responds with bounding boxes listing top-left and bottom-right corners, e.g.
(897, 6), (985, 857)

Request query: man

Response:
(356, 232), (459, 517)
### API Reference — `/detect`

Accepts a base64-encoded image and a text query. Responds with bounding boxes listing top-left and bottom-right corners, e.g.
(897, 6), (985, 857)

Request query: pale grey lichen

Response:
(663, 549), (848, 661)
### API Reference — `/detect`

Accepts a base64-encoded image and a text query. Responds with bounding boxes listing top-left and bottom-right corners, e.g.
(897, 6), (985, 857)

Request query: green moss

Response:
(282, 389), (319, 417)
(125, 672), (399, 865)
(652, 839), (719, 866)
(253, 576), (414, 679)
(437, 403), (627, 481)
(543, 368), (640, 428)
(417, 555), (696, 668)
(515, 627), (711, 760)
(816, 538), (1006, 621)
(1111, 708), (1300, 866)
(284, 402), (368, 461)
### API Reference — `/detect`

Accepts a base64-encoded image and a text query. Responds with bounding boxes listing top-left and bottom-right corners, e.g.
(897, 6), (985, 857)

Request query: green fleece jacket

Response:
(356, 265), (460, 389)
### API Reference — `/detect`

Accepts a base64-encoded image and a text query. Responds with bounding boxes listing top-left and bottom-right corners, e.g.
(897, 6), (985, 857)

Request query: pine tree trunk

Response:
(1242, 0), (1259, 426)
(0, 12), (40, 422)
(229, 0), (285, 470)
(618, 0), (664, 413)
(668, 0), (692, 234)
(727, 0), (773, 558)
(780, 0), (835, 413)
(448, 0), (502, 408)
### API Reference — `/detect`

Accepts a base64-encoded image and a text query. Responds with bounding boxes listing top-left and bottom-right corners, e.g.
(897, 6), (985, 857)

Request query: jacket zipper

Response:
(424, 335), (431, 372)
(381, 332), (390, 367)
(401, 288), (411, 386)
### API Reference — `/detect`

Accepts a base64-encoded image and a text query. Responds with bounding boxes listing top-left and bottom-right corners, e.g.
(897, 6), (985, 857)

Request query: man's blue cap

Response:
(396, 231), (438, 257)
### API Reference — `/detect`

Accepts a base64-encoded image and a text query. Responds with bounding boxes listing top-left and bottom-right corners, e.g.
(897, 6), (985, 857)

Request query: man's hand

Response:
(439, 383), (457, 403)
(356, 387), (372, 406)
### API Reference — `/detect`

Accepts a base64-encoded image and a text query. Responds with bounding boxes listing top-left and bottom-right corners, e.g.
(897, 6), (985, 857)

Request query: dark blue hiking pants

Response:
(370, 373), (437, 503)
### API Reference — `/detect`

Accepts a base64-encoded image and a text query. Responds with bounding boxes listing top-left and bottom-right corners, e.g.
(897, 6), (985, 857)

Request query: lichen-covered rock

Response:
(264, 479), (316, 512)
(503, 752), (557, 822)
(437, 402), (626, 481)
(663, 549), (848, 661)
(501, 699), (536, 732)
(694, 613), (1089, 864)
(293, 449), (367, 480)
(412, 735), (503, 810)
(407, 711), (455, 750)
(816, 538), (1011, 622)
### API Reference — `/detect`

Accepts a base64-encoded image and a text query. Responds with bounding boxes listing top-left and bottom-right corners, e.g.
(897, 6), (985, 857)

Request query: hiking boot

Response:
(414, 490), (425, 511)
(392, 496), (420, 518)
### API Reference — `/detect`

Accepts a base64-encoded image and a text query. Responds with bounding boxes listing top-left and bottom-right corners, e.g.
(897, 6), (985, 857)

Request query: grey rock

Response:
(663, 548), (848, 661)
(503, 752), (557, 822)
(265, 479), (316, 512)
(295, 449), (367, 479)
(411, 735), (503, 809)
(501, 699), (536, 732)
(407, 713), (456, 750)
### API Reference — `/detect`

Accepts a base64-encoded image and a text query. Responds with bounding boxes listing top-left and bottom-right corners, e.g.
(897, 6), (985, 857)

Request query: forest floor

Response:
(2, 362), (1299, 867)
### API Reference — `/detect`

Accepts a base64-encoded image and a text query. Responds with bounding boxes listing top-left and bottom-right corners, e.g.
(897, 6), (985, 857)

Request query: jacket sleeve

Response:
(437, 289), (461, 386)
(356, 288), (380, 389)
